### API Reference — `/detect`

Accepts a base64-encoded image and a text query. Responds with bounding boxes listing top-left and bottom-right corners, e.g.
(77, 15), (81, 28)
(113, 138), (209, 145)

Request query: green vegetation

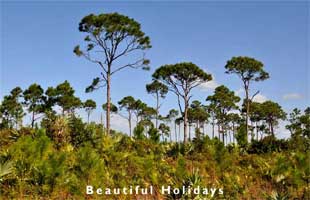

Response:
(1, 11), (309, 199)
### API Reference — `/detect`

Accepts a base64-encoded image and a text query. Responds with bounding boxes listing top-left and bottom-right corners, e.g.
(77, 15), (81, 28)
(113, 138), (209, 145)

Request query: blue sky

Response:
(1, 1), (309, 137)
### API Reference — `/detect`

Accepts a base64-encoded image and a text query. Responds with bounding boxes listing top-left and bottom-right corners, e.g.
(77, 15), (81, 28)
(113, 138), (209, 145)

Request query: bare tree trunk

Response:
(245, 84), (250, 142)
(170, 123), (172, 142)
(136, 115), (139, 125)
(256, 121), (259, 140)
(31, 111), (35, 128)
(251, 121), (254, 141)
(128, 113), (132, 137)
(184, 101), (188, 143)
(218, 124), (221, 139)
(212, 118), (215, 139)
(270, 121), (274, 136)
(106, 72), (111, 135)
(232, 122), (235, 143)
(188, 123), (191, 141)
(155, 93), (159, 129)
(178, 124), (181, 143)
(222, 126), (225, 144)
(202, 123), (205, 136)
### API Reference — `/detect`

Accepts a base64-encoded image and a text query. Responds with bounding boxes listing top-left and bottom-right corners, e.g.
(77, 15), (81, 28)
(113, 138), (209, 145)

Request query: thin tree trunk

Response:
(256, 121), (259, 140)
(106, 72), (111, 135)
(222, 126), (225, 144)
(232, 122), (235, 143)
(184, 100), (188, 143)
(87, 112), (90, 124)
(270, 121), (274, 136)
(202, 123), (205, 136)
(178, 124), (181, 143)
(212, 118), (215, 139)
(155, 92), (159, 129)
(251, 121), (254, 141)
(218, 124), (221, 139)
(245, 84), (250, 142)
(100, 112), (103, 127)
(170, 123), (172, 142)
(31, 111), (35, 128)
(128, 113), (132, 137)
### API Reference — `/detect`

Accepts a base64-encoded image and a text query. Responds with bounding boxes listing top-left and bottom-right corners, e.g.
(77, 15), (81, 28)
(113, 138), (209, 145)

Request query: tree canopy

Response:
(225, 56), (269, 141)
(153, 62), (212, 143)
(74, 12), (151, 135)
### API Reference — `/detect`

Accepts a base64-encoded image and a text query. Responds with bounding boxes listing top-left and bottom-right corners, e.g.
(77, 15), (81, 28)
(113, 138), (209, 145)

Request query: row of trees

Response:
(0, 78), (296, 146)
(1, 12), (306, 145)
(71, 12), (286, 143)
(0, 81), (92, 129)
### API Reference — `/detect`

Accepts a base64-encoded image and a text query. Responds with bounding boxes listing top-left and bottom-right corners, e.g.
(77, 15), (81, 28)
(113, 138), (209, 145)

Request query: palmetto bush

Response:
(0, 127), (308, 199)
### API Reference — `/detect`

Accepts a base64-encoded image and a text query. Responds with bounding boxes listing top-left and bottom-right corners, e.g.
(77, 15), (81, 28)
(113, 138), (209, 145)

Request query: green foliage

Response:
(248, 136), (289, 154)
(83, 99), (96, 123)
(225, 56), (269, 141)
(206, 85), (240, 142)
(153, 62), (212, 143)
(260, 101), (286, 135)
(148, 127), (160, 143)
(159, 123), (170, 141)
(146, 80), (168, 98)
(0, 87), (24, 129)
(74, 12), (152, 136)
(102, 102), (118, 113)
(225, 56), (269, 82)
(153, 62), (212, 85)
(46, 81), (82, 115)
(0, 126), (308, 199)
(77, 13), (151, 49)
(23, 83), (46, 127)
(133, 122), (145, 140)
(0, 159), (13, 181)
(286, 107), (310, 138)
(0, 9), (308, 199)
(235, 124), (248, 148)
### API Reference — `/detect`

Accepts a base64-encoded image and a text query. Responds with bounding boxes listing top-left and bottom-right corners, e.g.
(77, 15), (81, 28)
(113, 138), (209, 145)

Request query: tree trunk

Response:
(100, 112), (103, 127)
(202, 123), (205, 136)
(178, 124), (181, 143)
(218, 124), (221, 139)
(232, 122), (235, 143)
(222, 126), (225, 144)
(128, 113), (132, 137)
(245, 84), (250, 143)
(256, 121), (259, 140)
(212, 118), (215, 139)
(170, 123), (172, 142)
(155, 93), (159, 129)
(31, 111), (35, 128)
(106, 72), (111, 135)
(183, 94), (189, 143)
(251, 121), (254, 141)
(270, 121), (274, 136)
(188, 124), (191, 141)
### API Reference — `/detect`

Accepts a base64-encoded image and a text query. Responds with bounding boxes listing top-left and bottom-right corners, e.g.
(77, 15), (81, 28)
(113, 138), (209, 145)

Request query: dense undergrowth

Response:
(0, 121), (309, 199)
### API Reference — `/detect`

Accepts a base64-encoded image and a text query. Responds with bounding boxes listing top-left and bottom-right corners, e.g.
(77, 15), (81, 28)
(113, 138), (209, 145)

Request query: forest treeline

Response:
(0, 12), (309, 199)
